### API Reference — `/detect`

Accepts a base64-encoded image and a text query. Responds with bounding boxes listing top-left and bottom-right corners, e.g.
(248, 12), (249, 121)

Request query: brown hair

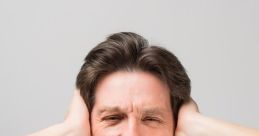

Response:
(76, 32), (191, 124)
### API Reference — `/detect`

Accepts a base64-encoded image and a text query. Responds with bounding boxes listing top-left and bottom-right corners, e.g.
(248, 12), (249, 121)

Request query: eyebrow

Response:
(97, 106), (168, 117)
(142, 108), (166, 117)
(97, 106), (123, 115)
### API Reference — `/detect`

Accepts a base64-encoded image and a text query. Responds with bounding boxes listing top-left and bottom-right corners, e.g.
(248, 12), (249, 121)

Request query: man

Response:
(29, 32), (259, 136)
(75, 32), (190, 135)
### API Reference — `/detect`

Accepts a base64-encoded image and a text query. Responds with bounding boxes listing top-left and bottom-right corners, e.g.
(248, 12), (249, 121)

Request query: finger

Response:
(65, 89), (89, 122)
(180, 97), (199, 113)
(64, 89), (91, 136)
(189, 97), (199, 112)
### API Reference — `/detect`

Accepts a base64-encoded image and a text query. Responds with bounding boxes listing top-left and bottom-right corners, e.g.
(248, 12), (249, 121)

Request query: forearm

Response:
(195, 114), (259, 136)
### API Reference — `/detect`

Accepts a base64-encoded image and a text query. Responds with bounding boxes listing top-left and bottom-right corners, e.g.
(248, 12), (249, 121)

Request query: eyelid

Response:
(101, 114), (125, 121)
(142, 116), (163, 123)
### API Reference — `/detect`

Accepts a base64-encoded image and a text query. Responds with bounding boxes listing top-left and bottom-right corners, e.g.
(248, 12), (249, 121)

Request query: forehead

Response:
(93, 71), (172, 112)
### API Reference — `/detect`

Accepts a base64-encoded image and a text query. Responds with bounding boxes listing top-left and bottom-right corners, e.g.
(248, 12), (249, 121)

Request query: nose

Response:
(123, 118), (142, 136)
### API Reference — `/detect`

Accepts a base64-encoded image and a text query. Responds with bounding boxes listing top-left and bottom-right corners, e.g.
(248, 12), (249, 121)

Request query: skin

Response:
(91, 71), (174, 136)
(28, 71), (259, 136)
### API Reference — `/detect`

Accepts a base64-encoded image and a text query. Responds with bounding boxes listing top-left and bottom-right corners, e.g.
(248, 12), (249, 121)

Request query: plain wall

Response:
(0, 0), (258, 135)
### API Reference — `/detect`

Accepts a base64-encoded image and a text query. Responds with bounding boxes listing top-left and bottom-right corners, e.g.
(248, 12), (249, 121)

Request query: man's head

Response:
(76, 32), (191, 135)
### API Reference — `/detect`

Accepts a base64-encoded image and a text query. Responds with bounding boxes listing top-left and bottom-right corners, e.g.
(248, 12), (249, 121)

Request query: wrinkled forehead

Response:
(93, 71), (172, 113)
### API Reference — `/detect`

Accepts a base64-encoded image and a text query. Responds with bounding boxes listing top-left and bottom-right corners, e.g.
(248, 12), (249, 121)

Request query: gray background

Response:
(0, 0), (258, 135)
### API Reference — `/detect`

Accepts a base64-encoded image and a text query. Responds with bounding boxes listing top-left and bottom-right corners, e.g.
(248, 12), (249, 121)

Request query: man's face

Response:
(91, 71), (174, 136)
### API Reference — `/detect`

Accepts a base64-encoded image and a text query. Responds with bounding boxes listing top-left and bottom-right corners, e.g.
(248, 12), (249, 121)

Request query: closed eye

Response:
(103, 115), (123, 120)
(142, 116), (163, 123)
(101, 114), (125, 125)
